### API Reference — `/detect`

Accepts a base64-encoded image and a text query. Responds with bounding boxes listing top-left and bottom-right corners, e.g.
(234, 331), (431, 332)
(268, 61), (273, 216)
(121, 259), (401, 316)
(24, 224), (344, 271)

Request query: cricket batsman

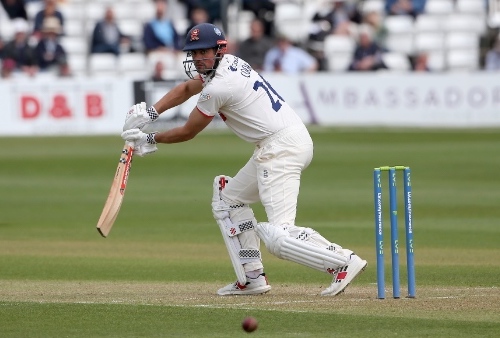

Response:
(121, 23), (367, 296)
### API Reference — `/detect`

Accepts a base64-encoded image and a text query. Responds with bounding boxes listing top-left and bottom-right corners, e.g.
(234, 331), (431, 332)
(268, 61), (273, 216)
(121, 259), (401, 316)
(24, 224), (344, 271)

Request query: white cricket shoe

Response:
(217, 273), (271, 296)
(321, 252), (367, 296)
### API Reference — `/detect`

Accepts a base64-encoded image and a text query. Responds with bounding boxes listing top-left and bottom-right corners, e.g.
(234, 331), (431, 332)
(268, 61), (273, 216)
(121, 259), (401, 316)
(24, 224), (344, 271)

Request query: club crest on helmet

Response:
(190, 29), (200, 41)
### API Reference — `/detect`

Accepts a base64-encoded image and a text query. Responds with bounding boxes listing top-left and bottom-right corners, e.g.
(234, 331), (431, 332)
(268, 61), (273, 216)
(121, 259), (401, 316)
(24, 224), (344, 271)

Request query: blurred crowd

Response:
(0, 0), (499, 79)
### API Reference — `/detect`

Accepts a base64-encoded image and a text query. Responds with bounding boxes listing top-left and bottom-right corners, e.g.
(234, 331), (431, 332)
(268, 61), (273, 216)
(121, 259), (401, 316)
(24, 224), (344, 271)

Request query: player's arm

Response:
(153, 78), (203, 113)
(154, 108), (213, 143)
(123, 78), (203, 131)
(121, 108), (213, 147)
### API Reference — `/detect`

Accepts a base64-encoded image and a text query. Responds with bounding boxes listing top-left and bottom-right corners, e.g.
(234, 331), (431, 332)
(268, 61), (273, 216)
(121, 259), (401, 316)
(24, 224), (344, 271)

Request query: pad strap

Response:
(223, 218), (256, 237)
(212, 202), (246, 212)
(239, 249), (261, 262)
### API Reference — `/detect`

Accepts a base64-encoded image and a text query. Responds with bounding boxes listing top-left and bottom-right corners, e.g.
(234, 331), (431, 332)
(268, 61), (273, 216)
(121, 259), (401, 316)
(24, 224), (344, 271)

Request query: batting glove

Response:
(123, 102), (159, 131)
(121, 128), (158, 157)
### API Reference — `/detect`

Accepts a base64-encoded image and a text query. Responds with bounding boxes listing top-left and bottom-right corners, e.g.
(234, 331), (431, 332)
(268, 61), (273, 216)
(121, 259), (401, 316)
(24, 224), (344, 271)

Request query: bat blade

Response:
(96, 142), (134, 238)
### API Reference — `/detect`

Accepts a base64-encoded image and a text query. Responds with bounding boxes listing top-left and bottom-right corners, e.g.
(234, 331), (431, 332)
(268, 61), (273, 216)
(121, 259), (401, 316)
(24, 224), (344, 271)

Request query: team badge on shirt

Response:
(199, 92), (211, 102)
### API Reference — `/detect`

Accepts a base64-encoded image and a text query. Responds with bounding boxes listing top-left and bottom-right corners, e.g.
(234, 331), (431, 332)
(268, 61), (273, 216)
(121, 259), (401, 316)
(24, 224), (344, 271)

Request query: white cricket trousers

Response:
(221, 124), (313, 227)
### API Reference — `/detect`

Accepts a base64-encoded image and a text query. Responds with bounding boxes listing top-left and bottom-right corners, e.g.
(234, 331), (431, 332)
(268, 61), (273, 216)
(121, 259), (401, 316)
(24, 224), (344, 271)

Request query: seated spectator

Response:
(58, 61), (72, 77)
(1, 58), (16, 78)
(91, 7), (131, 56)
(185, 6), (210, 36)
(412, 52), (430, 72)
(2, 18), (38, 77)
(485, 34), (500, 71)
(179, 0), (222, 26)
(34, 17), (67, 73)
(385, 0), (427, 19)
(362, 10), (388, 50)
(309, 0), (362, 42)
(143, 0), (180, 54)
(0, 0), (27, 20)
(238, 18), (274, 71)
(151, 60), (165, 81)
(348, 24), (387, 72)
(242, 0), (275, 37)
(263, 34), (318, 74)
(33, 0), (64, 39)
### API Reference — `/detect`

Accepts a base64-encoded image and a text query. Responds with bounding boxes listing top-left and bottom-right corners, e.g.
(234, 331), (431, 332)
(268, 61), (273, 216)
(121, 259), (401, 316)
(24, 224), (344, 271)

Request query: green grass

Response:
(1, 128), (499, 337)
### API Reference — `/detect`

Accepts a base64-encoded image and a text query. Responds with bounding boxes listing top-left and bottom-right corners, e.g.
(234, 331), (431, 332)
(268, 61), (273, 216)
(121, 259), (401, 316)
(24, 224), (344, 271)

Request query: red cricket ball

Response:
(242, 316), (258, 333)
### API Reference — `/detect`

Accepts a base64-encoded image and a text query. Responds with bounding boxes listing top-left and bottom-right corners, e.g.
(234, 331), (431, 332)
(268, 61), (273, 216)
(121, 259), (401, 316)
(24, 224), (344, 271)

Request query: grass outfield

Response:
(1, 128), (499, 337)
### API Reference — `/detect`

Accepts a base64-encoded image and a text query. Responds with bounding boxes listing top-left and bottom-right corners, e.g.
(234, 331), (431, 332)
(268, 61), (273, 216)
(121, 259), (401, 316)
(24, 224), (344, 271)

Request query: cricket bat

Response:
(96, 142), (134, 238)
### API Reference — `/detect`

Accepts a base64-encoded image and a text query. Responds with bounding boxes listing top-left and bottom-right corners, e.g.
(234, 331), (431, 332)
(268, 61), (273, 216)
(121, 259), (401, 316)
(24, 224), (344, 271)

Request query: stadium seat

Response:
(384, 15), (414, 34)
(118, 20), (144, 39)
(382, 52), (412, 71)
(443, 14), (486, 35)
(274, 2), (309, 43)
(59, 2), (85, 21)
(136, 2), (157, 22)
(85, 3), (105, 21)
(455, 0), (486, 13)
(147, 51), (183, 79)
(414, 14), (443, 32)
(113, 4), (135, 20)
(447, 50), (479, 71)
(489, 0), (500, 26)
(424, 0), (455, 15)
(414, 33), (445, 52)
(60, 36), (88, 55)
(67, 54), (87, 77)
(385, 34), (415, 54)
(427, 51), (446, 71)
(0, 18), (15, 41)
(361, 0), (385, 14)
(118, 53), (148, 79)
(89, 54), (118, 77)
(64, 21), (84, 37)
(324, 35), (356, 55)
(25, 1), (43, 21)
(327, 54), (353, 72)
(445, 32), (479, 50)
(227, 4), (254, 42)
(175, 53), (189, 79)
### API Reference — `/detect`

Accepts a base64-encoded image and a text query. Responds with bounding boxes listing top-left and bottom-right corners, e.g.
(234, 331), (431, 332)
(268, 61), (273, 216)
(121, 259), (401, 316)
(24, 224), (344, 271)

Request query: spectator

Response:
(2, 18), (38, 77)
(151, 60), (166, 81)
(34, 17), (67, 72)
(179, 0), (222, 26)
(58, 61), (72, 77)
(1, 58), (16, 78)
(485, 35), (500, 71)
(348, 24), (387, 71)
(412, 52), (430, 72)
(362, 10), (388, 50)
(185, 6), (210, 36)
(242, 0), (275, 37)
(238, 18), (274, 71)
(91, 7), (131, 56)
(143, 0), (180, 54)
(33, 0), (64, 39)
(309, 0), (362, 42)
(263, 34), (318, 74)
(385, 0), (427, 18)
(0, 0), (27, 20)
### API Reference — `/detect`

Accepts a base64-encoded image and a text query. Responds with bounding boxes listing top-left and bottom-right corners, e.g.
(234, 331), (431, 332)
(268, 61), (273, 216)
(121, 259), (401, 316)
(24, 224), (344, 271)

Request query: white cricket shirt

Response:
(196, 54), (304, 143)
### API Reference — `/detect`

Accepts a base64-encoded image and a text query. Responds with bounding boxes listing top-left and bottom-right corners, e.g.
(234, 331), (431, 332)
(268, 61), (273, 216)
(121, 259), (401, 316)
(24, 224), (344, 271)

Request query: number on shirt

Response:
(253, 75), (285, 112)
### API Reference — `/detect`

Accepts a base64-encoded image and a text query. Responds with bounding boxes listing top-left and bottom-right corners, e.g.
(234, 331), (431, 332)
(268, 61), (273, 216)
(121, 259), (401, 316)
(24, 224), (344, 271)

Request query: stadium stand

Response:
(0, 0), (496, 77)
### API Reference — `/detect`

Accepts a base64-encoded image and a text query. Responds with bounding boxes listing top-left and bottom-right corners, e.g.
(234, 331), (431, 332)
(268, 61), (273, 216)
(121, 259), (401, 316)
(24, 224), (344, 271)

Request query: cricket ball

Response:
(242, 316), (258, 333)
